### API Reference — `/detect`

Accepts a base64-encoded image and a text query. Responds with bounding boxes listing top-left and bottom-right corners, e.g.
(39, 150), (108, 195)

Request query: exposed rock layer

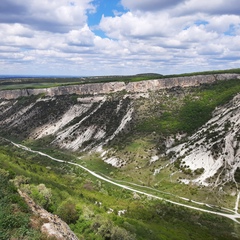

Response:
(1, 73), (239, 99)
(168, 94), (240, 186)
(18, 190), (78, 240)
(0, 95), (133, 152)
(0, 74), (240, 185)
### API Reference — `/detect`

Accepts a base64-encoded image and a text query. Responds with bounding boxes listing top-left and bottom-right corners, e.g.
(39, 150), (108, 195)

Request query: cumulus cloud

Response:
(205, 15), (240, 34)
(67, 25), (95, 47)
(100, 12), (167, 39)
(176, 0), (240, 16)
(121, 0), (185, 12)
(0, 0), (240, 76)
(99, 11), (199, 41)
(0, 0), (95, 33)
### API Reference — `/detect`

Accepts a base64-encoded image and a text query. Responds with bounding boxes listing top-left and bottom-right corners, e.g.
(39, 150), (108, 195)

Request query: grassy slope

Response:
(164, 68), (240, 78)
(2, 78), (240, 209)
(1, 71), (240, 239)
(136, 78), (240, 134)
(0, 168), (42, 239)
(93, 78), (240, 209)
(0, 139), (240, 239)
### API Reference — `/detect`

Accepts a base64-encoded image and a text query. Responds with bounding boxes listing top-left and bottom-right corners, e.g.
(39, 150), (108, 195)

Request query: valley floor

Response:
(10, 139), (240, 224)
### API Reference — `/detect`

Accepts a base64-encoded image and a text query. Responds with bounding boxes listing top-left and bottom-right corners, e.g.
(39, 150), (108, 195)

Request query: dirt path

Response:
(235, 191), (240, 213)
(10, 141), (240, 224)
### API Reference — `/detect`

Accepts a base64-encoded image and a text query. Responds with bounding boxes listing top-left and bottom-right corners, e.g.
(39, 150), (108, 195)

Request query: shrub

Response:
(57, 198), (79, 224)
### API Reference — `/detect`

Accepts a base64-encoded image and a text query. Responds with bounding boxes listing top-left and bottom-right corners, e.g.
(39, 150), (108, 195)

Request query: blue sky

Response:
(88, 0), (125, 24)
(0, 0), (240, 76)
(87, 0), (126, 38)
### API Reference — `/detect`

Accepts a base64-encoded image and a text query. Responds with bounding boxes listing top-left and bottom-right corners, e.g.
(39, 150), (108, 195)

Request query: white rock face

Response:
(1, 73), (239, 99)
(0, 92), (134, 153)
(168, 94), (240, 186)
(52, 99), (106, 151)
(49, 96), (134, 152)
(0, 102), (36, 126)
(31, 104), (91, 139)
(150, 156), (159, 164)
(103, 156), (126, 167)
(104, 106), (133, 144)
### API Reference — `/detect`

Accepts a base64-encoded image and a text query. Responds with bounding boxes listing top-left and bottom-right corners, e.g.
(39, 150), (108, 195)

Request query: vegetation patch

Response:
(136, 79), (240, 135)
(0, 169), (42, 239)
(1, 141), (240, 239)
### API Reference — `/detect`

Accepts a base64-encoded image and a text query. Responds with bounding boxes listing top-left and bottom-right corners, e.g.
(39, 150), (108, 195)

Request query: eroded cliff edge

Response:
(1, 73), (239, 99)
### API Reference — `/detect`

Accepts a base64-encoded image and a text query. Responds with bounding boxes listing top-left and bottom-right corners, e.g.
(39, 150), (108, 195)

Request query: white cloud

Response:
(206, 15), (240, 33)
(121, 0), (185, 12)
(67, 25), (95, 46)
(197, 44), (225, 56)
(99, 11), (196, 40)
(99, 12), (166, 39)
(1, 23), (33, 37)
(177, 25), (218, 42)
(0, 0), (240, 76)
(0, 0), (95, 33)
(175, 0), (240, 16)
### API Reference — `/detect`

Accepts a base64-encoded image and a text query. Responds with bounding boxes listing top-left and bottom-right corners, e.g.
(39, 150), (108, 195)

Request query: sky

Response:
(0, 0), (240, 76)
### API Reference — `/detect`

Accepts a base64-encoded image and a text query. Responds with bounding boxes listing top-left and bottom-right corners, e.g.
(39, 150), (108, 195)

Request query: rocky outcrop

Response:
(0, 74), (239, 100)
(0, 82), (126, 100)
(18, 190), (78, 240)
(167, 93), (240, 186)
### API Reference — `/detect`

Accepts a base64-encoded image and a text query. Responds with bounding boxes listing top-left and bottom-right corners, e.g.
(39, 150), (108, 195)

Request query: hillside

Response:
(0, 72), (240, 239)
(168, 93), (240, 187)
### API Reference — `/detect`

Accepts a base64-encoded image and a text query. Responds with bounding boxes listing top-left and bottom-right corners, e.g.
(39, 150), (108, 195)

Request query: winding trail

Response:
(100, 174), (237, 214)
(235, 191), (240, 213)
(9, 141), (240, 224)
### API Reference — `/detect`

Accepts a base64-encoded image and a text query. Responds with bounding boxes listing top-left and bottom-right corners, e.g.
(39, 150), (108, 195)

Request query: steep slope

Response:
(0, 76), (240, 190)
(18, 190), (78, 240)
(0, 73), (239, 100)
(167, 94), (240, 187)
(0, 94), (134, 152)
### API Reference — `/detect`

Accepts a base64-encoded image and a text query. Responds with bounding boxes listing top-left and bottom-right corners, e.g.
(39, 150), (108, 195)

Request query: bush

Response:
(0, 169), (42, 239)
(30, 183), (52, 210)
(57, 198), (79, 224)
(111, 226), (136, 240)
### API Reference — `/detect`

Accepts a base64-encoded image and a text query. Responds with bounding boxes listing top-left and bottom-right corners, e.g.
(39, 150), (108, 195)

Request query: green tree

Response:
(31, 183), (52, 209)
(111, 226), (136, 240)
(57, 198), (79, 224)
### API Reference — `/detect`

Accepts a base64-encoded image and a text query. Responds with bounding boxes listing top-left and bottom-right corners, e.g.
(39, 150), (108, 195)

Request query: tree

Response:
(57, 198), (79, 224)
(31, 183), (52, 209)
(111, 226), (136, 240)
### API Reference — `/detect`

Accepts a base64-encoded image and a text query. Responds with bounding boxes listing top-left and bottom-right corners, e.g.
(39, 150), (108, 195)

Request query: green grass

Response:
(1, 73), (240, 239)
(1, 140), (240, 239)
(165, 68), (240, 78)
(78, 153), (117, 175)
(0, 169), (42, 239)
(0, 74), (162, 90)
(136, 79), (240, 134)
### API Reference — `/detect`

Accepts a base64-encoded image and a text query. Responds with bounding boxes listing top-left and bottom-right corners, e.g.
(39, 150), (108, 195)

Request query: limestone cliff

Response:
(0, 73), (239, 100)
